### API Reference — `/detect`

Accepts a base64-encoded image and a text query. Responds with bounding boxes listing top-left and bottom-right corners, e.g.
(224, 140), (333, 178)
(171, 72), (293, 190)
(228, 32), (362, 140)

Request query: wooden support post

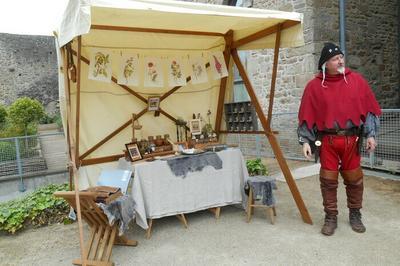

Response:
(231, 48), (312, 225)
(61, 46), (74, 190)
(61, 44), (87, 264)
(266, 24), (282, 130)
(75, 36), (82, 167)
(215, 30), (233, 135)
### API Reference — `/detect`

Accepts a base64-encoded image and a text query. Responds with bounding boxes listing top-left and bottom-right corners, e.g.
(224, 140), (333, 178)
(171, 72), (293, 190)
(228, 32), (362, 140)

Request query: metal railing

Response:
(227, 110), (400, 175)
(0, 132), (68, 191)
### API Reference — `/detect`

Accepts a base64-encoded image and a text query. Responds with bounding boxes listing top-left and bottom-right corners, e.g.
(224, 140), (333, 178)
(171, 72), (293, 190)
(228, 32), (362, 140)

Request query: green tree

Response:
(8, 97), (45, 135)
(0, 104), (7, 126)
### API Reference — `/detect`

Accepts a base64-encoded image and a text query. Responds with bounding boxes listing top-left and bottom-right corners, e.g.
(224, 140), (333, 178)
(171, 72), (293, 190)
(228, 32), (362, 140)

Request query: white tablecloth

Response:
(131, 148), (248, 229)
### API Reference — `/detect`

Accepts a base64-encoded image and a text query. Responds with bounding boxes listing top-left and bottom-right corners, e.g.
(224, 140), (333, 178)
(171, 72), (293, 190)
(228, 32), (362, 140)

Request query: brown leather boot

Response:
(319, 171), (339, 236)
(349, 208), (366, 233)
(321, 214), (337, 236)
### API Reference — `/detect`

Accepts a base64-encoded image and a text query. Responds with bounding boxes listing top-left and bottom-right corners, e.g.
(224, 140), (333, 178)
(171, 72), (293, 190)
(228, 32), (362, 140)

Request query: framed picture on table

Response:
(125, 142), (142, 162)
(189, 119), (202, 135)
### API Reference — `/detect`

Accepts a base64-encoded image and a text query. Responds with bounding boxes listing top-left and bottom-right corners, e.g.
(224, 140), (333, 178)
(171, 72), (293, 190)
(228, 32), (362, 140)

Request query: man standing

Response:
(297, 43), (381, 236)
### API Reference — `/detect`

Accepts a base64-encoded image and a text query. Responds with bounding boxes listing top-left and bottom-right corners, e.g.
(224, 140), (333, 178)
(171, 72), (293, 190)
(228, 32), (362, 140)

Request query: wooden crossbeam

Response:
(91, 24), (224, 37)
(80, 108), (147, 160)
(232, 20), (300, 49)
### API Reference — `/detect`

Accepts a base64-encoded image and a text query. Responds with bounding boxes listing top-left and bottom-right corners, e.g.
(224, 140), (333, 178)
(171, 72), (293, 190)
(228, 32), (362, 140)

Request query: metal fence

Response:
(1, 110), (398, 191)
(0, 132), (68, 191)
(227, 109), (400, 175)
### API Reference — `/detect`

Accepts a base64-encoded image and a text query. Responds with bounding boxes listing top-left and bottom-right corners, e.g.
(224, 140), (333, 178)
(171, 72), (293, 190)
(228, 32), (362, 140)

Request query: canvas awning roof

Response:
(58, 0), (304, 50)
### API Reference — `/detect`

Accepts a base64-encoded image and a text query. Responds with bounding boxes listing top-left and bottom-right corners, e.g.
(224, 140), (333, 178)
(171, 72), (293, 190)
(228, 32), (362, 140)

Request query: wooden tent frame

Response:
(60, 19), (312, 266)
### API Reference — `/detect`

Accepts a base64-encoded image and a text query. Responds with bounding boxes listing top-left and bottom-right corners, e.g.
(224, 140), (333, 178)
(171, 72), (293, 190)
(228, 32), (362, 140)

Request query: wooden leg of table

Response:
(208, 207), (221, 219)
(273, 206), (277, 216)
(146, 219), (153, 239)
(115, 235), (138, 246)
(267, 208), (275, 225)
(176, 214), (188, 228)
(247, 188), (253, 223)
(215, 207), (221, 219)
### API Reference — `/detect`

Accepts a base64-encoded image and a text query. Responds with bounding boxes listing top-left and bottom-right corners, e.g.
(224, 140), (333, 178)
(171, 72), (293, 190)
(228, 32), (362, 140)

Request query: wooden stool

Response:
(246, 177), (277, 224)
(54, 191), (138, 266)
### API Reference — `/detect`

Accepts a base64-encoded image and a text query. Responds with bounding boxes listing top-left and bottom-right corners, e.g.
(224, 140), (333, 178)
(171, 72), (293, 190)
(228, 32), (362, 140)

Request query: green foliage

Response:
(0, 141), (16, 161)
(0, 183), (70, 234)
(0, 104), (7, 126)
(246, 158), (268, 176)
(39, 113), (55, 124)
(8, 97), (45, 135)
(0, 122), (37, 138)
(54, 114), (63, 130)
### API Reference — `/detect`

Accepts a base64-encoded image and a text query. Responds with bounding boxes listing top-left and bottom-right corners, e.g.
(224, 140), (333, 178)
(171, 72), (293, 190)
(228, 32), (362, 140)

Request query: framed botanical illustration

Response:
(189, 119), (202, 135)
(125, 142), (142, 162)
(148, 96), (160, 111)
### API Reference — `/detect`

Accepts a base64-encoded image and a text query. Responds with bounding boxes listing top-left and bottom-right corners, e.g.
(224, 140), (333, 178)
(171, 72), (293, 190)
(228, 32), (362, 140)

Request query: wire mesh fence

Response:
(0, 132), (68, 191)
(226, 109), (400, 175)
(1, 110), (398, 191)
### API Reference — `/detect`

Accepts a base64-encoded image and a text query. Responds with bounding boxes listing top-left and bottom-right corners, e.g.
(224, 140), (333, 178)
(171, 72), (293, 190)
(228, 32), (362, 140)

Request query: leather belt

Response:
(321, 128), (360, 136)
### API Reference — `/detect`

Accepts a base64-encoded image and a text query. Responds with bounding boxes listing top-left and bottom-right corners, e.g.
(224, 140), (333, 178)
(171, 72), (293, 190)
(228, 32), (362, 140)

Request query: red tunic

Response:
(298, 68), (381, 130)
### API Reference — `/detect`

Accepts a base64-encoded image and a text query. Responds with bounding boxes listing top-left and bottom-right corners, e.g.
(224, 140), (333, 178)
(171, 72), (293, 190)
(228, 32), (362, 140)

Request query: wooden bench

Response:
(54, 191), (138, 266)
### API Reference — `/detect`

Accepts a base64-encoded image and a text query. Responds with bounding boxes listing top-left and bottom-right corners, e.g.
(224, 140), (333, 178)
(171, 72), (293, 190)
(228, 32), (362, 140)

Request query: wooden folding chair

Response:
(54, 191), (138, 266)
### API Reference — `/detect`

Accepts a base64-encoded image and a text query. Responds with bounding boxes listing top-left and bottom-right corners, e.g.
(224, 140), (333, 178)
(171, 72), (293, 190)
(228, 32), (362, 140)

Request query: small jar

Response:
(155, 135), (163, 146)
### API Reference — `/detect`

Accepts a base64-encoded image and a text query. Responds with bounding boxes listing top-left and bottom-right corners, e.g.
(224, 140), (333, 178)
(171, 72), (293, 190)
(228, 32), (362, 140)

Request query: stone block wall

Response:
(0, 33), (58, 113)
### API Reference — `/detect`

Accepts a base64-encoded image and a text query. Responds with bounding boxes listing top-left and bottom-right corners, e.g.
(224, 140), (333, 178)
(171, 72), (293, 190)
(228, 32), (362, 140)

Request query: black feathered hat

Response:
(318, 43), (344, 70)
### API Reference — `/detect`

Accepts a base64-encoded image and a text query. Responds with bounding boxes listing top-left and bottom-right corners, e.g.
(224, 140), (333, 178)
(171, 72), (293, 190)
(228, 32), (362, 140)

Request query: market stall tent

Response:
(56, 0), (312, 264)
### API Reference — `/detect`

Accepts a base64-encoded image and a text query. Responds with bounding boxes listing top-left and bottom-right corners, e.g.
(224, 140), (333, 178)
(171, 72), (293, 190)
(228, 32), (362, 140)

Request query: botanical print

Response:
(209, 51), (228, 80)
(88, 49), (112, 82)
(144, 57), (163, 87)
(168, 57), (186, 87)
(117, 53), (139, 86)
(189, 56), (208, 85)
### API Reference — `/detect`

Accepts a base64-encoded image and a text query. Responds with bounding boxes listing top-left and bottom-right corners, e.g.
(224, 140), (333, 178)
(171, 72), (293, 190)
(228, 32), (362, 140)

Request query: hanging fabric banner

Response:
(189, 56), (208, 85)
(209, 51), (228, 80)
(117, 53), (139, 86)
(167, 57), (186, 87)
(144, 57), (164, 87)
(88, 48), (112, 82)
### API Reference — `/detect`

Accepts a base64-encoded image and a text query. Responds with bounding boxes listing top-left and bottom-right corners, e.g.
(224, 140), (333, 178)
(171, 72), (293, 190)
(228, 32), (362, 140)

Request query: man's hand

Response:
(302, 142), (312, 160)
(366, 137), (377, 152)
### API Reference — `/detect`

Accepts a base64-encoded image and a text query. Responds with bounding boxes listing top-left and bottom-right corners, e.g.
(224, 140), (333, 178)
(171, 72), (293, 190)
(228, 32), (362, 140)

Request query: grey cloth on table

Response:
(99, 195), (135, 236)
(245, 176), (276, 206)
(163, 152), (223, 177)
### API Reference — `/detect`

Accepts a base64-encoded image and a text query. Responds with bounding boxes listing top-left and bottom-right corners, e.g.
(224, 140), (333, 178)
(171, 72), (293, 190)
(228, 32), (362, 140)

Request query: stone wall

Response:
(313, 0), (399, 108)
(0, 33), (58, 113)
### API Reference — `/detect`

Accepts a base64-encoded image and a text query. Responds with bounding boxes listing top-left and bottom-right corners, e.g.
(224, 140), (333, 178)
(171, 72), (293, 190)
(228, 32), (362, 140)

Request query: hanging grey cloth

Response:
(99, 195), (135, 236)
(245, 176), (276, 206)
(163, 152), (223, 177)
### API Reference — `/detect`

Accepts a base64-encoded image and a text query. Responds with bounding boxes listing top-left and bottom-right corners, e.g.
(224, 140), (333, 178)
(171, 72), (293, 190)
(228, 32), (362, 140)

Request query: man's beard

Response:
(337, 66), (345, 74)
